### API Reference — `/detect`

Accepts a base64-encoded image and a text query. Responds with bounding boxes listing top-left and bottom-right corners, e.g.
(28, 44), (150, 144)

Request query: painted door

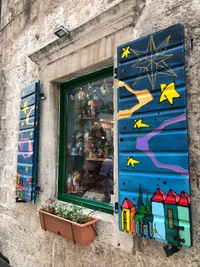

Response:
(16, 81), (40, 203)
(117, 24), (192, 248)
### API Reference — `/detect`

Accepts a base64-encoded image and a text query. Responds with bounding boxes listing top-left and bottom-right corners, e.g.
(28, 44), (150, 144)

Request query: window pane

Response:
(65, 76), (114, 204)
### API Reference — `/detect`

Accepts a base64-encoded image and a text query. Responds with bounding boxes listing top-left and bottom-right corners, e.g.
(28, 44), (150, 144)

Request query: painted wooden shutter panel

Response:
(117, 24), (192, 248)
(16, 81), (40, 203)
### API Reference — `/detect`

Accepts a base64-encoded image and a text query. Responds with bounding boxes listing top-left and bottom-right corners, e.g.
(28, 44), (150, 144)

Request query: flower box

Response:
(38, 210), (98, 246)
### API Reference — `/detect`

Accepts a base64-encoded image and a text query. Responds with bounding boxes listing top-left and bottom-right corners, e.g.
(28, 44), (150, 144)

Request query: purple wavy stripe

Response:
(136, 114), (189, 178)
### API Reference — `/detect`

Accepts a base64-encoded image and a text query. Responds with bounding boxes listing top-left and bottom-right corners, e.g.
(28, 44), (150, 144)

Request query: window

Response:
(58, 67), (114, 214)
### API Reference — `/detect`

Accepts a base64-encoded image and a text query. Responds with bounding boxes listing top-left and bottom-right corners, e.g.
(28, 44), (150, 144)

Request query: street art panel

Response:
(117, 24), (192, 249)
(16, 81), (40, 203)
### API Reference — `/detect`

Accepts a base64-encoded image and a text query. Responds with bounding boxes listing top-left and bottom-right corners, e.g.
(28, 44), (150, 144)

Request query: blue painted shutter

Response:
(16, 81), (40, 203)
(117, 24), (192, 248)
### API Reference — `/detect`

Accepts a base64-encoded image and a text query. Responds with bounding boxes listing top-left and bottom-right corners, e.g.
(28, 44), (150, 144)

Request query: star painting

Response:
(159, 82), (180, 105)
(126, 156), (141, 168)
(22, 101), (28, 114)
(121, 46), (131, 58)
(134, 119), (150, 129)
(130, 35), (177, 90)
(25, 166), (29, 173)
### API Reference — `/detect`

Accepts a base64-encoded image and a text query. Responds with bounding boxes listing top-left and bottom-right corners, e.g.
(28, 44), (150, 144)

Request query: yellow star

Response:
(30, 132), (33, 137)
(134, 119), (150, 129)
(22, 101), (28, 114)
(25, 166), (28, 173)
(159, 82), (180, 105)
(22, 91), (25, 96)
(122, 46), (131, 58)
(31, 86), (34, 91)
(21, 121), (25, 127)
(126, 156), (141, 168)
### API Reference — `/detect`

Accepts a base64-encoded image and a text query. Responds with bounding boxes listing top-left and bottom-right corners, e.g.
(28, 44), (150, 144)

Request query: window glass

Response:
(65, 76), (114, 204)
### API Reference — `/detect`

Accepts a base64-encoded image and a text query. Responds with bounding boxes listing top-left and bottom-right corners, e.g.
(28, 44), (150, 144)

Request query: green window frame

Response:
(58, 66), (114, 214)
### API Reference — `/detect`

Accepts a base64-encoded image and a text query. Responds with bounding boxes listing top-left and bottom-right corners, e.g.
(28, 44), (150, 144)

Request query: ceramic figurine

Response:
(71, 145), (78, 156)
(67, 142), (72, 155)
(66, 174), (72, 193)
(77, 141), (84, 156)
(77, 88), (86, 100)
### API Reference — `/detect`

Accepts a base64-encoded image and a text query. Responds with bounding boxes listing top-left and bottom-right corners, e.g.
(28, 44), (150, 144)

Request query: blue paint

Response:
(19, 129), (35, 140)
(16, 81), (40, 203)
(118, 46), (185, 81)
(17, 163), (34, 176)
(19, 117), (35, 130)
(20, 105), (36, 119)
(20, 93), (36, 108)
(20, 81), (37, 98)
(117, 24), (192, 248)
(18, 152), (34, 164)
(118, 66), (186, 97)
(118, 24), (184, 64)
(118, 86), (186, 112)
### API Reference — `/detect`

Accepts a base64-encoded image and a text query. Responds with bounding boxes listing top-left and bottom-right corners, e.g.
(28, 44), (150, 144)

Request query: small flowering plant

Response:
(39, 202), (94, 224)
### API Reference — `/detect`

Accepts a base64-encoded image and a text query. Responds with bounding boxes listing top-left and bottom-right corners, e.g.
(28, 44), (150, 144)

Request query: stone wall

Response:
(0, 0), (200, 267)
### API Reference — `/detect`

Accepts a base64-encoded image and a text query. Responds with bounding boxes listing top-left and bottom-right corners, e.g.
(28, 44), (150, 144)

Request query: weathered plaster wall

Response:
(0, 0), (200, 267)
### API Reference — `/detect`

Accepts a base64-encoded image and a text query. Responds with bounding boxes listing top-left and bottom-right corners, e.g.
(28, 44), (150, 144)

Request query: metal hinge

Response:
(15, 196), (26, 203)
(36, 186), (42, 194)
(114, 68), (118, 79)
(115, 202), (118, 214)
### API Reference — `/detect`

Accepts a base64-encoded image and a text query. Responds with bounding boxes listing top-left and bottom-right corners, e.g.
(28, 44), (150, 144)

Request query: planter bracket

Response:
(70, 223), (76, 245)
(91, 224), (98, 237)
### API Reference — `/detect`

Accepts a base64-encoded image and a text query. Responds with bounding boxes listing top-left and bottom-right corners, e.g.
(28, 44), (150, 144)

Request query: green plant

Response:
(40, 203), (94, 224)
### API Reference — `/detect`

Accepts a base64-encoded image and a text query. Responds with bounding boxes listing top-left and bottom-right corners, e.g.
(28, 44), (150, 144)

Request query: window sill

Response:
(58, 193), (114, 215)
(57, 200), (114, 223)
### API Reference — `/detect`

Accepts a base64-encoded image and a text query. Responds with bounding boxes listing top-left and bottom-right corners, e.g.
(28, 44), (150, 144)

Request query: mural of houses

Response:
(121, 187), (191, 248)
(121, 198), (136, 234)
(17, 184), (25, 200)
(16, 170), (32, 202)
(163, 190), (180, 246)
(151, 188), (191, 249)
(177, 192), (191, 248)
(134, 185), (153, 238)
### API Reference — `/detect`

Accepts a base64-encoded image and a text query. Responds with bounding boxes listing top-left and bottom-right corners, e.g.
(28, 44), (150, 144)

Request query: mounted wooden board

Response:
(117, 24), (192, 249)
(16, 81), (40, 203)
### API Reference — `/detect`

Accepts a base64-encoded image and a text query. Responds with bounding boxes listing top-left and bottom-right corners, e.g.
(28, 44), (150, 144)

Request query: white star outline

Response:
(130, 35), (177, 90)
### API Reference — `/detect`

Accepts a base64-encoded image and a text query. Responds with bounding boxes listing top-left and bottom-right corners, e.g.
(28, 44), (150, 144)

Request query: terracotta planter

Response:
(37, 210), (98, 246)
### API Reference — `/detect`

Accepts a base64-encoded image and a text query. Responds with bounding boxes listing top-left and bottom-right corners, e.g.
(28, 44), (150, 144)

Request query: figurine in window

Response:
(76, 132), (84, 156)
(77, 88), (86, 100)
(84, 136), (93, 157)
(86, 155), (114, 199)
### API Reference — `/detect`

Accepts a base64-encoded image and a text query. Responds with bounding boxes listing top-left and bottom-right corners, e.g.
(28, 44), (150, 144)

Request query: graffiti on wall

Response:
(16, 81), (40, 203)
(117, 24), (192, 248)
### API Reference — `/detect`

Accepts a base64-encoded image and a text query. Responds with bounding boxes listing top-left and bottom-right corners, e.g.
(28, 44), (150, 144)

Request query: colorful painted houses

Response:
(151, 189), (191, 248)
(121, 188), (191, 248)
(121, 198), (136, 234)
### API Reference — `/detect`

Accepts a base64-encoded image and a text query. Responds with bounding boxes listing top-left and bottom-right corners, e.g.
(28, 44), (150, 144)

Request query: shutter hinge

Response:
(36, 186), (42, 194)
(15, 196), (26, 203)
(114, 68), (118, 79)
(114, 202), (118, 214)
